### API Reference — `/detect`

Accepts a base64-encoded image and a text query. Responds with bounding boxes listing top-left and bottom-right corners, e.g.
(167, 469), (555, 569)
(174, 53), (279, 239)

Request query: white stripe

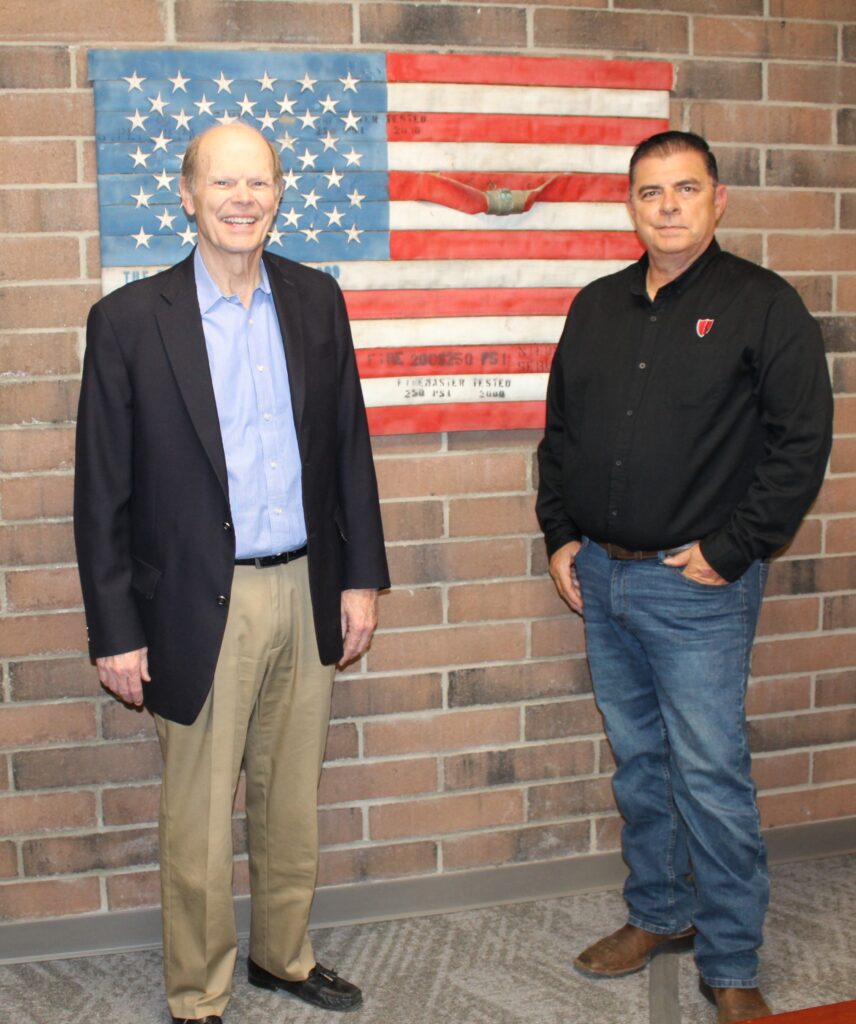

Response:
(361, 373), (549, 407)
(351, 315), (565, 349)
(388, 141), (633, 174)
(389, 200), (631, 232)
(308, 259), (633, 290)
(105, 258), (634, 297)
(387, 82), (668, 120)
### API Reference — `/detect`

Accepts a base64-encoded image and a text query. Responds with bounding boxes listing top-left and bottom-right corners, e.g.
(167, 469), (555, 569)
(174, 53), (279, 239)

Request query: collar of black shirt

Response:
(630, 238), (722, 305)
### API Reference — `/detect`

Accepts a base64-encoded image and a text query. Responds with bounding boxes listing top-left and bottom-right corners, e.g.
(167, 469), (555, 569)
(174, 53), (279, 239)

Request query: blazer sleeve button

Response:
(216, 594), (228, 606)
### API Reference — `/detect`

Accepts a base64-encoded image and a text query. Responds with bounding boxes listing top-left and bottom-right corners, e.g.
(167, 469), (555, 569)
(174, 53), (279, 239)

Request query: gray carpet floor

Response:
(1, 855), (854, 1023)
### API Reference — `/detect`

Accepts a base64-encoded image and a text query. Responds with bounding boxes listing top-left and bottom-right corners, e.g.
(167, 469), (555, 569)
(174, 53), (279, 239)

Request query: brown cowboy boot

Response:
(701, 982), (772, 1023)
(574, 922), (696, 978)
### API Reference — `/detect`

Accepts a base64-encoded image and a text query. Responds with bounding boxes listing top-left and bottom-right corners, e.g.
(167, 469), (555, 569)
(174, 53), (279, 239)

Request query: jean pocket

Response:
(669, 566), (736, 591)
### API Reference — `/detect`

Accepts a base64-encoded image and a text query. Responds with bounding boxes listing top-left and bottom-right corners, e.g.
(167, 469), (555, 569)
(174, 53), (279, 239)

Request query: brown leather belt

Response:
(595, 541), (658, 561)
(594, 540), (695, 561)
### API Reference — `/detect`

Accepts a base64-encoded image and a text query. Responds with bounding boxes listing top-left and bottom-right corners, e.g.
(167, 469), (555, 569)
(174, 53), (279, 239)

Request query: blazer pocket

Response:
(131, 556), (162, 599)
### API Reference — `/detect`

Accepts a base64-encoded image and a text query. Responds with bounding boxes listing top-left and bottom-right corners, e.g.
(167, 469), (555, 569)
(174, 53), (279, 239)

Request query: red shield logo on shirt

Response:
(696, 318), (715, 338)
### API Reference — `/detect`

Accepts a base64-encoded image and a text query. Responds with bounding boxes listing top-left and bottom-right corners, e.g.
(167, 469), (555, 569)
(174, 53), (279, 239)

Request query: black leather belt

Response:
(235, 544), (307, 568)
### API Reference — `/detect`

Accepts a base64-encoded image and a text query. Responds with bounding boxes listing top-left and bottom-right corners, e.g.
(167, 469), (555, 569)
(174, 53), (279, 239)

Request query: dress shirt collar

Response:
(630, 238), (721, 303)
(193, 246), (271, 314)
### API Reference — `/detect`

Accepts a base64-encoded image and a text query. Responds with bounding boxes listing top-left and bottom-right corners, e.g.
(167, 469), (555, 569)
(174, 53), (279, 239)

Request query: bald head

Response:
(181, 122), (283, 198)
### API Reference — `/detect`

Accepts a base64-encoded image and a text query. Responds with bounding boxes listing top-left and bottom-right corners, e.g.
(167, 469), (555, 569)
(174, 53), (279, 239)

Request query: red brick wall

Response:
(2, 1), (854, 923)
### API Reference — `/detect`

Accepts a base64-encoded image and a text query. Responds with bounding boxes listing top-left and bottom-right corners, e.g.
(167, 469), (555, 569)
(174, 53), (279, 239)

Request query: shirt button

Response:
(615, 459), (622, 467)
(263, 413), (272, 421)
(626, 409), (634, 416)
(216, 594), (228, 606)
(638, 362), (646, 369)
(256, 364), (265, 372)
(248, 318), (254, 325)
(270, 460), (277, 468)
(273, 507), (282, 515)
(649, 315), (657, 322)
(610, 510), (618, 517)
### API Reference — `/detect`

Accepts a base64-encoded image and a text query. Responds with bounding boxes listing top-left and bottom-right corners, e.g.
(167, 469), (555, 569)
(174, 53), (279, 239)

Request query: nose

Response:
(660, 188), (679, 214)
(233, 180), (252, 203)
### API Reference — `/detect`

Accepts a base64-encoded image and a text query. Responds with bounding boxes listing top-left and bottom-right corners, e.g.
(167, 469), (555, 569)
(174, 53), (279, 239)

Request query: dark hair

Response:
(629, 130), (718, 186)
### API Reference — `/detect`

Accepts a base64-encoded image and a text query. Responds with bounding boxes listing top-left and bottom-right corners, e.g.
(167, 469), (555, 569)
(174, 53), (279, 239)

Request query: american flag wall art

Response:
(89, 50), (672, 434)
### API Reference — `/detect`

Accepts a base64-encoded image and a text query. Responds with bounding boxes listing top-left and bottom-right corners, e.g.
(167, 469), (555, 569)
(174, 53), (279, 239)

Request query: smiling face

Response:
(626, 147), (727, 272)
(179, 124), (282, 268)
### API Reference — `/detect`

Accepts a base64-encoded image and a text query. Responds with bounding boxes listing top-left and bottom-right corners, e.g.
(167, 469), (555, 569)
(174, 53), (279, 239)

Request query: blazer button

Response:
(216, 594), (228, 606)
(223, 521), (232, 531)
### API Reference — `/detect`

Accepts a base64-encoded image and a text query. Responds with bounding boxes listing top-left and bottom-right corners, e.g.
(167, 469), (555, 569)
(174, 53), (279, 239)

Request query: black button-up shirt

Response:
(536, 241), (833, 581)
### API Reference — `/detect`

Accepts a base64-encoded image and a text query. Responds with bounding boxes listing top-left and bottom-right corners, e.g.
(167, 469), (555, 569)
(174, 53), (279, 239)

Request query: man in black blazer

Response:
(74, 123), (389, 1023)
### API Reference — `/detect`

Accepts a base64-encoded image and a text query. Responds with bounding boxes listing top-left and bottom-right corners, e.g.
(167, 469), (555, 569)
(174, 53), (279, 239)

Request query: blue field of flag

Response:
(89, 50), (391, 267)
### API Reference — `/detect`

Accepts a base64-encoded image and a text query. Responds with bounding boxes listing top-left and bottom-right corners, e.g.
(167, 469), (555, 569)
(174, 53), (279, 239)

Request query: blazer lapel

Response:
(264, 254), (307, 433)
(155, 254), (229, 498)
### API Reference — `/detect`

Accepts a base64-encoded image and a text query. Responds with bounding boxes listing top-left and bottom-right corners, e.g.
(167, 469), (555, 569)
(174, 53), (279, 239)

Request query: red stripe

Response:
(344, 288), (578, 319)
(368, 401), (546, 435)
(390, 230), (643, 261)
(389, 171), (628, 203)
(387, 112), (669, 146)
(387, 53), (673, 91)
(357, 344), (557, 378)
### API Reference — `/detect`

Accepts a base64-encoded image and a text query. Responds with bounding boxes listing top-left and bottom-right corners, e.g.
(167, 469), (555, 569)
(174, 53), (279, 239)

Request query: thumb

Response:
(663, 547), (692, 567)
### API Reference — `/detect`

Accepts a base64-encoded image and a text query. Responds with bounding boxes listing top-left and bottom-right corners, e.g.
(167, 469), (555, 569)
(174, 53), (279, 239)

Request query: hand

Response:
(548, 540), (584, 614)
(95, 647), (150, 706)
(663, 543), (727, 586)
(339, 589), (379, 668)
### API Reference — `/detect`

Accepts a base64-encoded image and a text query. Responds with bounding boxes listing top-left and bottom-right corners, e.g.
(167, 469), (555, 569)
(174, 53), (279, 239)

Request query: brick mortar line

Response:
(331, 737), (603, 762)
(370, 614), (852, 633)
(0, 603), (83, 612)
(322, 779), (619, 811)
(1, 234), (99, 244)
(756, 778), (856, 796)
(333, 706), (852, 728)
(0, 422), (78, 430)
(0, 185), (95, 191)
(0, 375), (82, 384)
(748, 708), (856, 720)
(0, 277), (101, 287)
(0, 519), (74, 529)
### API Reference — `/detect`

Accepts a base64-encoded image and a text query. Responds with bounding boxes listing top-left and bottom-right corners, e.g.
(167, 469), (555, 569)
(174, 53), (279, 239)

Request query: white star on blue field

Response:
(90, 51), (390, 266)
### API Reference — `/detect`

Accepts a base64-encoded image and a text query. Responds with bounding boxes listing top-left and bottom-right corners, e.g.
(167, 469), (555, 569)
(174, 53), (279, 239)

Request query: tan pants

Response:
(154, 557), (335, 1020)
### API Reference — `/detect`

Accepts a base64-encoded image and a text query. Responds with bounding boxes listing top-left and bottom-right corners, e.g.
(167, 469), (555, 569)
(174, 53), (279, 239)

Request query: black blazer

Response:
(74, 251), (389, 725)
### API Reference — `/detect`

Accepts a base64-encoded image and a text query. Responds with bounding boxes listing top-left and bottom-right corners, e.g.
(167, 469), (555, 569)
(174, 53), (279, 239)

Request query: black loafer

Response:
(247, 957), (362, 1012)
(171, 1017), (222, 1023)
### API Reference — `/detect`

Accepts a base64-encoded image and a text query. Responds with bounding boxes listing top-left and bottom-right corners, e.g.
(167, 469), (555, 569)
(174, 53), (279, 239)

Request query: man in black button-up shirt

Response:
(537, 132), (831, 1024)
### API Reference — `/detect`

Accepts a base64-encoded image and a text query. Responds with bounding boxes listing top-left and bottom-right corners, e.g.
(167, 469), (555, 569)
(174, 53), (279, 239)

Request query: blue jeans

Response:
(573, 538), (769, 988)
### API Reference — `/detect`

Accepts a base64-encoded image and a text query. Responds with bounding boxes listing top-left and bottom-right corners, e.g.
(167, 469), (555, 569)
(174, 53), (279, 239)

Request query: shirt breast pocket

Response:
(664, 341), (742, 409)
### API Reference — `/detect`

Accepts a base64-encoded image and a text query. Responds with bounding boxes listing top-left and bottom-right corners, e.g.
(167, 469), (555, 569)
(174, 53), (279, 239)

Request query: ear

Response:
(179, 176), (195, 217)
(713, 182), (728, 223)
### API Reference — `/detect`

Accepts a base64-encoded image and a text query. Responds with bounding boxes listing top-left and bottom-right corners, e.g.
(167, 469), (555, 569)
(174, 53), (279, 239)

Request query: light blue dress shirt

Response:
(194, 248), (307, 559)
